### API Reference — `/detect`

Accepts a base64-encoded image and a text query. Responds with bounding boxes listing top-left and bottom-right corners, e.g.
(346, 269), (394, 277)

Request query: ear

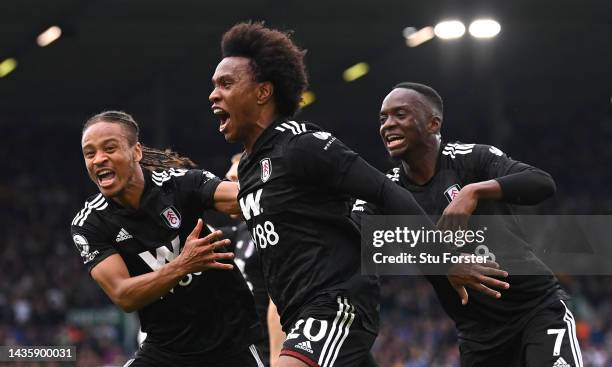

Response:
(133, 142), (143, 163)
(428, 115), (442, 135)
(256, 81), (274, 105)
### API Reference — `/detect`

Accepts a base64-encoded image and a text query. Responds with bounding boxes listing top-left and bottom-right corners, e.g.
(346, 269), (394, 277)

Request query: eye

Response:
(84, 151), (95, 159)
(104, 145), (117, 153)
(379, 115), (387, 125)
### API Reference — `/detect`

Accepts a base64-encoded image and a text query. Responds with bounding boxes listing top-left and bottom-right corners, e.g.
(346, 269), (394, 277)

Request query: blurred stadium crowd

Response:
(1, 101), (611, 366)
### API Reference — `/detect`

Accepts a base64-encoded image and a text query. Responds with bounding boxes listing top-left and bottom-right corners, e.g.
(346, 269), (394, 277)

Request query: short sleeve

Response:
(175, 169), (223, 209)
(285, 131), (359, 189)
(70, 222), (117, 273)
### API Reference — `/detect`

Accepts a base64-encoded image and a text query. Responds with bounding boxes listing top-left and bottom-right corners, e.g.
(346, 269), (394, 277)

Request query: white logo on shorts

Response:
(295, 341), (314, 354)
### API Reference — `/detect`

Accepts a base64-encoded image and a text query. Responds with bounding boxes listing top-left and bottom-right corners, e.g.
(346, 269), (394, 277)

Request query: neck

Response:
(401, 136), (441, 185)
(112, 165), (145, 210)
(244, 109), (279, 154)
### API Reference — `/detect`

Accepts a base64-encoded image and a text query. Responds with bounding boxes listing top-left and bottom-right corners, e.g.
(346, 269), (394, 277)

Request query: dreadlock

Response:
(140, 146), (197, 170)
(83, 110), (197, 170)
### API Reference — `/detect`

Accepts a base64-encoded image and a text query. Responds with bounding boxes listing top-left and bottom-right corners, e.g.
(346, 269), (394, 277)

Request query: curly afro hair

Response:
(221, 21), (309, 117)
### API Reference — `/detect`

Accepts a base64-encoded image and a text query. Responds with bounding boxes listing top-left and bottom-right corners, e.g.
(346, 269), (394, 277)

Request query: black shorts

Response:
(280, 295), (378, 367)
(123, 343), (265, 367)
(459, 300), (583, 367)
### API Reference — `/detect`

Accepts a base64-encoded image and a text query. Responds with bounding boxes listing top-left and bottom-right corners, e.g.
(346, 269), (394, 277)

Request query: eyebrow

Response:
(212, 73), (235, 83)
(82, 137), (120, 150)
(380, 104), (413, 114)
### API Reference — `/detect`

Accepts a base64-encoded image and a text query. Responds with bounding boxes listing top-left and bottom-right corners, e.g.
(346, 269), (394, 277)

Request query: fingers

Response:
(481, 260), (500, 269)
(208, 262), (234, 271)
(189, 231), (229, 249)
(467, 282), (502, 299)
(475, 264), (508, 279)
(477, 275), (510, 290)
(202, 229), (224, 243)
(187, 218), (204, 240)
(452, 284), (469, 305)
(214, 251), (234, 261)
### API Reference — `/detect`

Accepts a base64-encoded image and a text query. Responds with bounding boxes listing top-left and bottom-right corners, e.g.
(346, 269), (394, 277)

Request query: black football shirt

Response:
(70, 167), (261, 359)
(237, 119), (380, 333)
(352, 142), (568, 347)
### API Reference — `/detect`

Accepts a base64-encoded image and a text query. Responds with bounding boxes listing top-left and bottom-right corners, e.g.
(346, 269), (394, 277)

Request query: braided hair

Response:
(82, 111), (197, 170)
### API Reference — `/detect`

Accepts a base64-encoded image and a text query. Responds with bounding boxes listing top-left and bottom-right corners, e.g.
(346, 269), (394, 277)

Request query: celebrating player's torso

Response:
(237, 119), (379, 333)
(354, 142), (568, 346)
(71, 168), (261, 358)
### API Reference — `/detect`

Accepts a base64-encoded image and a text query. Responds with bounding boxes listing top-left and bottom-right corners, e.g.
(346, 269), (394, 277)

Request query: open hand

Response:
(447, 256), (509, 305)
(177, 219), (234, 274)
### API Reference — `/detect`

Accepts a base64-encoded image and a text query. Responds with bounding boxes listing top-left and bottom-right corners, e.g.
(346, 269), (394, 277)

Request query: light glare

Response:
(405, 26), (435, 47)
(343, 62), (369, 82)
(37, 26), (62, 47)
(0, 58), (17, 77)
(300, 91), (316, 108)
(434, 20), (466, 40)
(469, 19), (501, 38)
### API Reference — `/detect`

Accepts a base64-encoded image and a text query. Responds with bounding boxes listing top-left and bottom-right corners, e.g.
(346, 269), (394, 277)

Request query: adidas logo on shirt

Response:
(294, 341), (313, 354)
(116, 228), (133, 242)
(553, 357), (570, 367)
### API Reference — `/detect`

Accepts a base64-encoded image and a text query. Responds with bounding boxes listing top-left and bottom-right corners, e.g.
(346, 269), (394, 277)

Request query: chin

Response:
(388, 150), (403, 159)
(223, 133), (236, 142)
(223, 130), (242, 143)
(98, 185), (121, 198)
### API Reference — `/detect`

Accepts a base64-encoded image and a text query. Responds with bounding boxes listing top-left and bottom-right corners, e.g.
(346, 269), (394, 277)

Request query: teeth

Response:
(386, 135), (403, 142)
(213, 108), (226, 115)
(97, 170), (113, 177)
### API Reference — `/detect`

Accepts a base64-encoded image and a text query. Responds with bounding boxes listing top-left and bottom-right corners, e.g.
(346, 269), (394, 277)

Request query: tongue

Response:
(100, 173), (116, 186)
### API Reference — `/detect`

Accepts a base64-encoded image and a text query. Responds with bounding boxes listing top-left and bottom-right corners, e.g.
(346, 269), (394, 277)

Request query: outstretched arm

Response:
(288, 133), (508, 303)
(213, 181), (240, 215)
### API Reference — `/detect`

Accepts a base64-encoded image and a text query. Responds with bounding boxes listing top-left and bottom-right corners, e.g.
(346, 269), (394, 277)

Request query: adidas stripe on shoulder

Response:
(275, 120), (307, 135)
(442, 143), (475, 159)
(151, 168), (188, 187)
(386, 167), (401, 182)
(72, 193), (108, 227)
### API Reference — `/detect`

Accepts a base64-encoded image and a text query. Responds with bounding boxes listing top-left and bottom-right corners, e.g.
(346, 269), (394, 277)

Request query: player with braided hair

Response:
(71, 110), (264, 366)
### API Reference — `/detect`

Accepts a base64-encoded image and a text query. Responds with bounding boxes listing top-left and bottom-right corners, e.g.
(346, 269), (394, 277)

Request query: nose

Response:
(380, 116), (395, 133)
(92, 151), (108, 166)
(209, 87), (220, 103)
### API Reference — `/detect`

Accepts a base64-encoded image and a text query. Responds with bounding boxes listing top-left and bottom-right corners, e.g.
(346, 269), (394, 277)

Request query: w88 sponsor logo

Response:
(252, 221), (279, 249)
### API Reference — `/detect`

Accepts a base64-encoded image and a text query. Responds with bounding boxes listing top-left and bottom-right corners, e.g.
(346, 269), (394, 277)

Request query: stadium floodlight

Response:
(300, 91), (316, 108)
(404, 26), (435, 47)
(433, 20), (466, 40)
(469, 19), (501, 38)
(37, 26), (62, 47)
(0, 58), (17, 77)
(342, 62), (369, 82)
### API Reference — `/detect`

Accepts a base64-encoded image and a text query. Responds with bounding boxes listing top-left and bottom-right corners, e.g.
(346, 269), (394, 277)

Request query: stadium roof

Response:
(0, 0), (610, 122)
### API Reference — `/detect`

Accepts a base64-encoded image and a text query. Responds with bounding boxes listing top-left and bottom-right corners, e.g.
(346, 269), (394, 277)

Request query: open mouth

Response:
(385, 134), (405, 150)
(212, 107), (231, 133)
(96, 168), (116, 188)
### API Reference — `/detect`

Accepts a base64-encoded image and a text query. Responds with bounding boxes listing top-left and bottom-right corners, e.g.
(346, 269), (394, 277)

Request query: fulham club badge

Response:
(260, 158), (272, 183)
(161, 206), (181, 229)
(444, 184), (462, 203)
